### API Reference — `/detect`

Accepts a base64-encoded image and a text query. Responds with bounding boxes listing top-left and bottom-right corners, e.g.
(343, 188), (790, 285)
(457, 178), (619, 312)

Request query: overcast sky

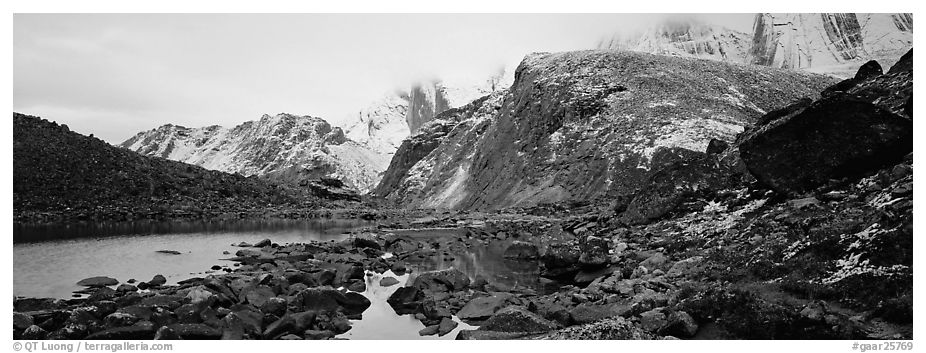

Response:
(14, 13), (755, 143)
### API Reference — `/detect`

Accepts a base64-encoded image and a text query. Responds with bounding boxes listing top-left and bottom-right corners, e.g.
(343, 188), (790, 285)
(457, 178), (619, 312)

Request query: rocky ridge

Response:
(121, 113), (388, 194)
(374, 49), (836, 210)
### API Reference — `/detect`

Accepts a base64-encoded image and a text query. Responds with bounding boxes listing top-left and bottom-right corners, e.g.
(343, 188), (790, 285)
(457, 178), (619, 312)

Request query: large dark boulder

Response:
(291, 287), (371, 318)
(738, 93), (913, 194)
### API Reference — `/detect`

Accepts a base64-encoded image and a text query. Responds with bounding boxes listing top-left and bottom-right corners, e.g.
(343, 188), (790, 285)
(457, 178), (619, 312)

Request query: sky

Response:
(14, 13), (756, 143)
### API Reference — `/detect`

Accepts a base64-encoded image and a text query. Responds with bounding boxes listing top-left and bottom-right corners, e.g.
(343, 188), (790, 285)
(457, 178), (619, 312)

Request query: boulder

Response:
(254, 239), (272, 247)
(455, 330), (531, 340)
(457, 294), (513, 321)
(855, 60), (883, 81)
(241, 285), (275, 307)
(77, 276), (119, 287)
(149, 274), (167, 287)
(21, 325), (47, 340)
(418, 324), (439, 336)
(666, 256), (704, 278)
(164, 323), (222, 340)
(739, 93), (912, 194)
(503, 241), (540, 259)
(705, 138), (729, 155)
(569, 304), (619, 325)
(13, 312), (34, 330)
(104, 312), (141, 327)
(639, 309), (668, 333)
(260, 297), (288, 317)
(116, 284), (138, 293)
(411, 268), (471, 292)
(235, 249), (263, 258)
(540, 242), (580, 277)
(347, 280), (367, 292)
(387, 287), (426, 315)
(87, 321), (156, 340)
(478, 306), (558, 333)
(658, 311), (699, 338)
(578, 236), (609, 268)
(438, 317), (459, 336)
(303, 329), (335, 340)
(379, 277), (400, 287)
(153, 326), (182, 340)
(291, 288), (370, 317)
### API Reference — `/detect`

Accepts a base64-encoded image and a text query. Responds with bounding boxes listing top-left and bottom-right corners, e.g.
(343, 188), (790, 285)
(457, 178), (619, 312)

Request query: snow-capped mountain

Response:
(343, 67), (515, 157)
(598, 17), (752, 63)
(598, 13), (913, 78)
(343, 92), (410, 157)
(749, 13), (913, 77)
(120, 113), (389, 193)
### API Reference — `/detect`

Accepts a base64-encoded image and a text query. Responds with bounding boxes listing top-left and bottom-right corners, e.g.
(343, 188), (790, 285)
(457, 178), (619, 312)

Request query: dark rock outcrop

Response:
(738, 53), (913, 195)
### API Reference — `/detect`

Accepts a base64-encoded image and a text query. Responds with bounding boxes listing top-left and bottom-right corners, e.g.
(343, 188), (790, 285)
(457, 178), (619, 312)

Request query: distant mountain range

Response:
(119, 13), (911, 196)
(598, 13), (913, 78)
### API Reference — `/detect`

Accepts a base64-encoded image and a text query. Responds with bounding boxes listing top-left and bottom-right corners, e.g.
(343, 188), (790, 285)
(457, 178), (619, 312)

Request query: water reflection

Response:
(404, 239), (560, 295)
(337, 271), (477, 340)
(13, 219), (367, 299)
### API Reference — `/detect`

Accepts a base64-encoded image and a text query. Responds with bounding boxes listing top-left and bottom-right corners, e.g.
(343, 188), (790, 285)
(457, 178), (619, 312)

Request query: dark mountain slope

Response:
(13, 113), (321, 223)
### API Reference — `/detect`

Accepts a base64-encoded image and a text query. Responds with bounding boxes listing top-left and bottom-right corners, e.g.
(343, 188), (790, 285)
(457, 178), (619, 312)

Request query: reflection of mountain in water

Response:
(404, 239), (560, 294)
(14, 218), (370, 243)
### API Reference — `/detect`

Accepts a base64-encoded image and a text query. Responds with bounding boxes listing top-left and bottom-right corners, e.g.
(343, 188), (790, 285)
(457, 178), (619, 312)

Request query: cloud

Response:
(14, 13), (755, 143)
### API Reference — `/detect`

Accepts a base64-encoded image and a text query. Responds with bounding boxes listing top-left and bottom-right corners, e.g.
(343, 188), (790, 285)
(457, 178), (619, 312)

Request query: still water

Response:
(13, 219), (364, 299)
(13, 219), (556, 339)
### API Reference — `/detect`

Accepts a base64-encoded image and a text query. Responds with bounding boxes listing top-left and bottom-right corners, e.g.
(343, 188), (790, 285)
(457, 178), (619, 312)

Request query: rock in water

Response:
(77, 276), (119, 287)
(148, 274), (167, 287)
(387, 287), (425, 315)
(418, 325), (439, 336)
(254, 239), (272, 247)
(379, 277), (400, 287)
(738, 93), (912, 194)
(411, 268), (471, 292)
(437, 317), (459, 336)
